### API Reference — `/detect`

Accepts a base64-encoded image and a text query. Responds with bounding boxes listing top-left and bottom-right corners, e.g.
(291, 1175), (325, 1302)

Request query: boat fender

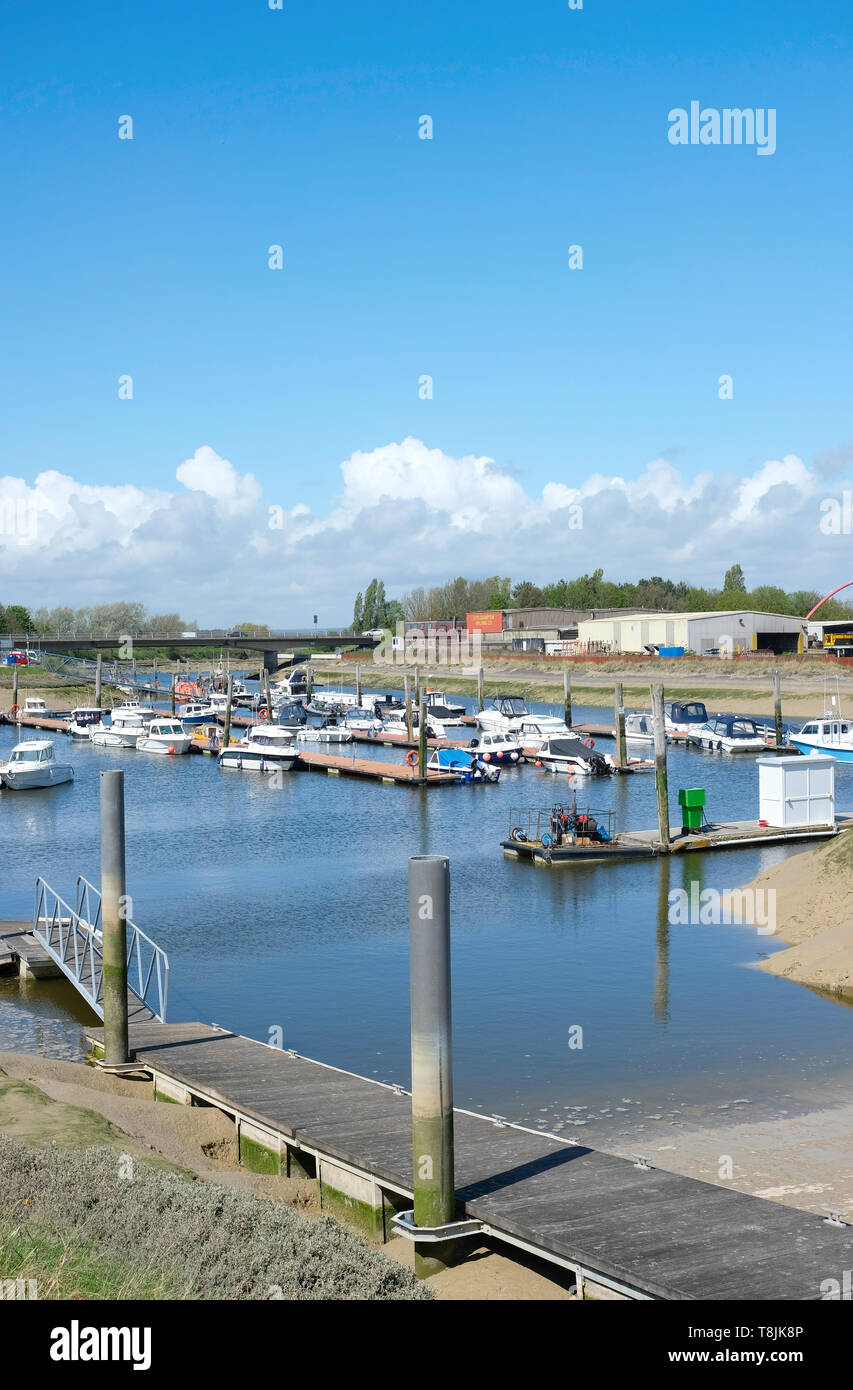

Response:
(168, 746), (175, 755)
(584, 737), (595, 749)
(481, 752), (491, 761)
(406, 750), (419, 766)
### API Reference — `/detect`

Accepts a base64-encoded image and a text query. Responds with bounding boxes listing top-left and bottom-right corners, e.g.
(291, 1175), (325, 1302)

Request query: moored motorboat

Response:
(177, 701), (214, 726)
(426, 747), (500, 782)
(664, 700), (709, 736)
(217, 723), (299, 772)
(624, 712), (656, 743)
(135, 719), (193, 755)
(467, 730), (524, 763)
(688, 715), (766, 753)
(0, 738), (74, 789)
(424, 689), (467, 723)
(789, 715), (853, 761)
(517, 718), (574, 753)
(536, 736), (616, 775)
(17, 696), (52, 720)
(66, 706), (104, 739)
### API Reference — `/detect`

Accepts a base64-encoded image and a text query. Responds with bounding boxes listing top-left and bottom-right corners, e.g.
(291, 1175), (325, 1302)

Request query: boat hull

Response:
(217, 749), (298, 771)
(790, 739), (853, 762)
(91, 730), (140, 748)
(136, 736), (193, 755)
(0, 765), (74, 789)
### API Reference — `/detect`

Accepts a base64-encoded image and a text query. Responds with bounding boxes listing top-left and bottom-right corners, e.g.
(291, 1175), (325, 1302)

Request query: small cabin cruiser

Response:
(294, 718), (353, 744)
(624, 712), (656, 743)
(344, 706), (385, 733)
(91, 721), (141, 748)
(688, 715), (766, 753)
(423, 690), (467, 724)
(67, 707), (104, 739)
(476, 695), (531, 732)
(467, 730), (523, 763)
(536, 736), (616, 776)
(218, 723), (299, 772)
(517, 719), (574, 752)
(110, 704), (156, 732)
(0, 738), (74, 789)
(136, 719), (193, 755)
(308, 690), (357, 715)
(268, 700), (308, 730)
(380, 707), (446, 739)
(426, 747), (500, 782)
(788, 717), (853, 761)
(177, 701), (214, 726)
(205, 692), (230, 715)
(271, 669), (309, 701)
(665, 700), (709, 735)
(18, 695), (50, 719)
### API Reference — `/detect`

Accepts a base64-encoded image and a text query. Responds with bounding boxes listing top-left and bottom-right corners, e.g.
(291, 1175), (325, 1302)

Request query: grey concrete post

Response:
(404, 674), (413, 741)
(100, 770), (129, 1066)
(418, 694), (428, 779)
(408, 855), (455, 1276)
(355, 664), (362, 706)
(95, 653), (102, 709)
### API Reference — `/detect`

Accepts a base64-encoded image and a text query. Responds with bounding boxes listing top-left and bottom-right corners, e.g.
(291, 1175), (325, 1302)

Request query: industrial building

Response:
(466, 607), (663, 651)
(574, 611), (807, 656)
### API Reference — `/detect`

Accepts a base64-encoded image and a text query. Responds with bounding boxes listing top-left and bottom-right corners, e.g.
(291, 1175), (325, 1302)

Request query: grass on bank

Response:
(0, 1133), (431, 1301)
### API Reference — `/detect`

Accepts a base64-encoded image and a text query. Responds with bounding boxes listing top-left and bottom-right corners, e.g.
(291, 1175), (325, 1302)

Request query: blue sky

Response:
(1, 1), (852, 622)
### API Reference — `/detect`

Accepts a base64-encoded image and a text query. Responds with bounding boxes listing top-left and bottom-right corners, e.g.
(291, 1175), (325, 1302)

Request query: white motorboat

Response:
(294, 719), (353, 744)
(664, 700), (709, 736)
(467, 730), (524, 763)
(218, 723), (299, 772)
(17, 696), (51, 720)
(205, 693), (230, 715)
(91, 717), (143, 748)
(380, 707), (446, 739)
(790, 715), (853, 761)
(344, 706), (385, 733)
(135, 719), (193, 755)
(308, 690), (358, 716)
(111, 702), (156, 722)
(517, 718), (574, 752)
(0, 738), (74, 789)
(688, 715), (766, 753)
(423, 690), (467, 723)
(67, 707), (104, 739)
(536, 736), (616, 776)
(624, 712), (656, 743)
(477, 696), (567, 737)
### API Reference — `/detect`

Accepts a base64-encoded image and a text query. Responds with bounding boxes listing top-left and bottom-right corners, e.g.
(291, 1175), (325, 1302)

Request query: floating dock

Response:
(81, 1015), (853, 1300)
(503, 814), (853, 864)
(295, 750), (462, 785)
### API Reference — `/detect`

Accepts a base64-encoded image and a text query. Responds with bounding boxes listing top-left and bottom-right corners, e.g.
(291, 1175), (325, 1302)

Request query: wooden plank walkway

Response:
(295, 751), (462, 785)
(84, 1018), (853, 1300)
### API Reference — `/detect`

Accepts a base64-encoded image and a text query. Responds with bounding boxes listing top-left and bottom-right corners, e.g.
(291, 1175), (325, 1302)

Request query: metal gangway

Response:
(32, 876), (169, 1023)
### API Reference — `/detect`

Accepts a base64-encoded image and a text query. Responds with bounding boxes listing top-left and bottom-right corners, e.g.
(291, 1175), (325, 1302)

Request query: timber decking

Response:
(84, 1018), (853, 1301)
(294, 750), (462, 785)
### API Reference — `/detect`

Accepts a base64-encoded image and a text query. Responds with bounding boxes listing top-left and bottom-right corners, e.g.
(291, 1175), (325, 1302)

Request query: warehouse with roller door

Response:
(575, 611), (807, 656)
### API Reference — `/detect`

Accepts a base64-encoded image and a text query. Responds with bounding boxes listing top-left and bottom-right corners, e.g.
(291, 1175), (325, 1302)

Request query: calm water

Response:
(2, 692), (852, 1142)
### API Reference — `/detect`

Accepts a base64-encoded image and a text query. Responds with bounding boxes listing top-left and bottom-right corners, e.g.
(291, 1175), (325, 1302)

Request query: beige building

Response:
(575, 610), (806, 656)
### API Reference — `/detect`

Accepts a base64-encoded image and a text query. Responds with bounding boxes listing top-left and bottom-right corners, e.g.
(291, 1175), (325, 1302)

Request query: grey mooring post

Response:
(773, 669), (783, 748)
(418, 693), (428, 780)
(355, 663), (362, 706)
(100, 770), (129, 1066)
(170, 672), (176, 715)
(95, 653), (103, 709)
(222, 672), (234, 749)
(304, 665), (313, 706)
(650, 684), (670, 849)
(11, 664), (19, 714)
(477, 666), (484, 712)
(265, 670), (273, 720)
(153, 657), (158, 692)
(563, 670), (572, 729)
(408, 855), (455, 1277)
(404, 673), (413, 741)
(614, 682), (627, 769)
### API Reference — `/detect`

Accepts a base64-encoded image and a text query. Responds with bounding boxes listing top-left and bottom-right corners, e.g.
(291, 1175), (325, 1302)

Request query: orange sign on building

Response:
(466, 610), (504, 634)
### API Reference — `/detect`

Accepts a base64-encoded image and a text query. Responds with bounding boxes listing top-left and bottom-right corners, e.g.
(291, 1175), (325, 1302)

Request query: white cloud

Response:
(0, 440), (847, 621)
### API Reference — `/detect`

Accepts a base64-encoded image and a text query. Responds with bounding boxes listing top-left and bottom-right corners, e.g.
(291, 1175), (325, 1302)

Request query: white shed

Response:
(757, 754), (835, 828)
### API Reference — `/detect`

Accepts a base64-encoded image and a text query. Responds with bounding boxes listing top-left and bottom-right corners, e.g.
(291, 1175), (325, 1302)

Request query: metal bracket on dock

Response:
(391, 1210), (484, 1244)
(491, 1114), (509, 1128)
(822, 1205), (848, 1227)
(286, 1049), (299, 1059)
(632, 1153), (653, 1171)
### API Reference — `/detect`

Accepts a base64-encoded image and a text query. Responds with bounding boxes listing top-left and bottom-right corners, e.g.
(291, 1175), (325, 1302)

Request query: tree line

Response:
(0, 602), (198, 636)
(351, 565), (853, 627)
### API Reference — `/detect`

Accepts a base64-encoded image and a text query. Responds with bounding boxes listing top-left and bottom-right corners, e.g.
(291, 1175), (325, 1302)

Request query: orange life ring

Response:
(9, 704), (19, 718)
(584, 737), (595, 749)
(258, 707), (269, 721)
(406, 750), (419, 766)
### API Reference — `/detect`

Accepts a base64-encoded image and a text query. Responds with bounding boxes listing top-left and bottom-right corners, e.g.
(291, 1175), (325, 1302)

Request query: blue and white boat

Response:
(790, 715), (853, 762)
(426, 747), (501, 782)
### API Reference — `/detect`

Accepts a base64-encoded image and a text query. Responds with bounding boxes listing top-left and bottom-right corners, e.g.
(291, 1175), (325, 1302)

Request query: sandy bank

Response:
(734, 830), (853, 996)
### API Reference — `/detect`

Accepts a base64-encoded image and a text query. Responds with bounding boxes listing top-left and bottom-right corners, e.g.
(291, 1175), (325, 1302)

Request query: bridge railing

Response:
(3, 630), (368, 642)
(32, 876), (169, 1023)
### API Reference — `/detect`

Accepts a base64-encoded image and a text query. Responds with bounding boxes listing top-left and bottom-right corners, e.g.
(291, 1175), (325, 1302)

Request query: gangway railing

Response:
(32, 876), (168, 1022)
